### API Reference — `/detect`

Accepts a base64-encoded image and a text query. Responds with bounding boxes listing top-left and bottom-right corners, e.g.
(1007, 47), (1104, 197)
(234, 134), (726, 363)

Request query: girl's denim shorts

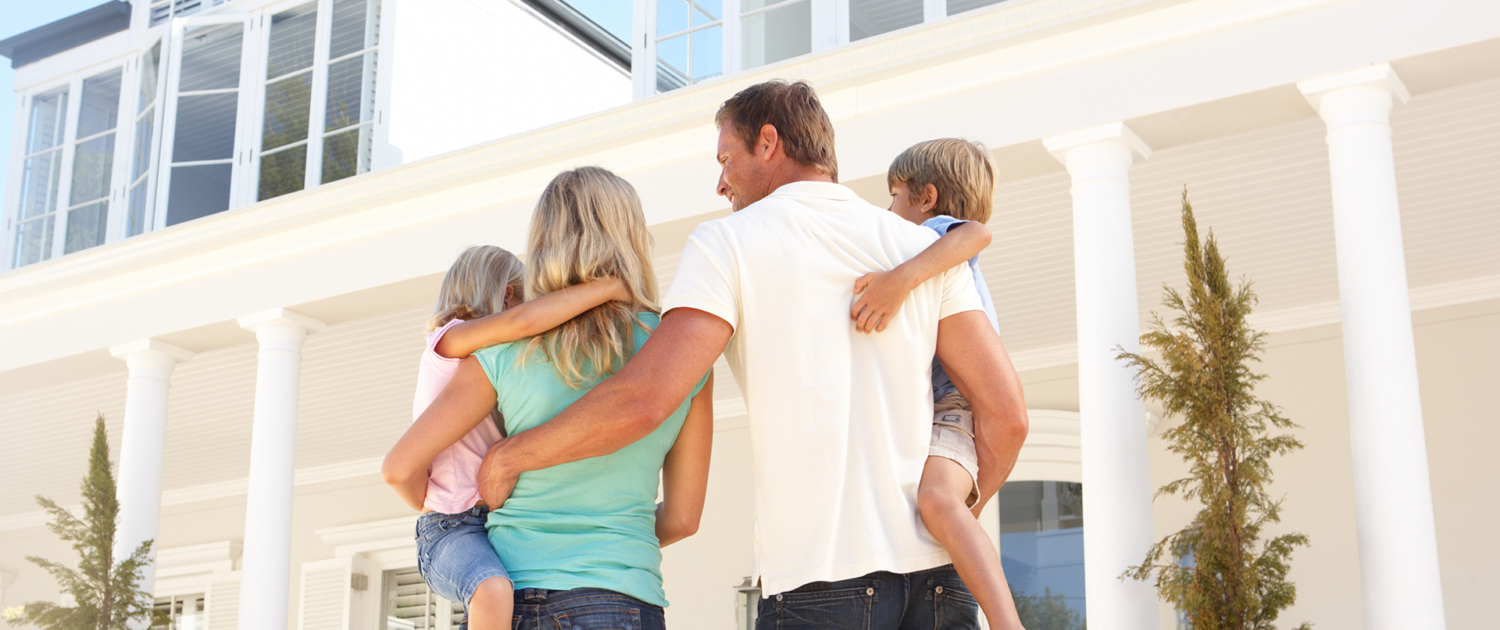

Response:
(415, 506), (511, 608)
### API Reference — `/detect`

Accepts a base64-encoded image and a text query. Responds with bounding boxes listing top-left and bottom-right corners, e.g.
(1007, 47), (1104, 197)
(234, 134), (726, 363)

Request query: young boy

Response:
(851, 138), (1024, 630)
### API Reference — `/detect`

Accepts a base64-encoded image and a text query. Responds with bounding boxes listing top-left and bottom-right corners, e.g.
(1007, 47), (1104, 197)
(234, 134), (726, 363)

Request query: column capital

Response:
(109, 338), (195, 363)
(238, 308), (327, 334)
(1044, 122), (1152, 164)
(1298, 63), (1409, 112)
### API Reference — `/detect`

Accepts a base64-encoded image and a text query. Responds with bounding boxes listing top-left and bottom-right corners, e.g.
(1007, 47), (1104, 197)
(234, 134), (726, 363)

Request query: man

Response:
(479, 80), (1029, 629)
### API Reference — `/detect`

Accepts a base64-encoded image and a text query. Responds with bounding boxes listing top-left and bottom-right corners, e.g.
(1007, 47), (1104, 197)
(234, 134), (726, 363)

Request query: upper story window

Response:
(6, 0), (385, 270)
(635, 0), (1010, 97)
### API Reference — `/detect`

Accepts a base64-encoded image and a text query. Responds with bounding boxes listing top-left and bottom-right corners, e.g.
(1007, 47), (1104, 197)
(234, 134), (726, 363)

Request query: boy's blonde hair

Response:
(887, 138), (996, 224)
(427, 245), (526, 333)
(521, 166), (659, 388)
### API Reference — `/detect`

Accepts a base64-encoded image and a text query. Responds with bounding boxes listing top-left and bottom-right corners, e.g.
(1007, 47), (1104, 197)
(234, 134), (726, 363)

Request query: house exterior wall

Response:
(2, 0), (1497, 629)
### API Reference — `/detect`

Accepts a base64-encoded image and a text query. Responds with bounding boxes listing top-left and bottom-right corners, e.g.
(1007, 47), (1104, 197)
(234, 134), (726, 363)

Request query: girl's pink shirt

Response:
(412, 319), (503, 514)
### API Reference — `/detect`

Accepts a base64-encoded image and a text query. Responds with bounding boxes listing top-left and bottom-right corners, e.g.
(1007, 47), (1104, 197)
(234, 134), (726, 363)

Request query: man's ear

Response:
(757, 124), (779, 161)
(921, 183), (940, 213)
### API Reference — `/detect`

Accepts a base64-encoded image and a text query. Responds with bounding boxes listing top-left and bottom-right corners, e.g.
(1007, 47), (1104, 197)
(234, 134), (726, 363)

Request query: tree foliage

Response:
(1119, 191), (1310, 630)
(1013, 587), (1085, 630)
(2, 415), (166, 630)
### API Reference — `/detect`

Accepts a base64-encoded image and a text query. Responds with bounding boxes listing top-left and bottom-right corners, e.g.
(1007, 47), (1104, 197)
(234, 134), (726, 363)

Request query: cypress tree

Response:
(1119, 191), (1311, 630)
(2, 414), (166, 630)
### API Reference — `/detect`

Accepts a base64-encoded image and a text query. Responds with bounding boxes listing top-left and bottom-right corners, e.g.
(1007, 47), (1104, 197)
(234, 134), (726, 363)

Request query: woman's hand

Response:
(851, 268), (916, 334)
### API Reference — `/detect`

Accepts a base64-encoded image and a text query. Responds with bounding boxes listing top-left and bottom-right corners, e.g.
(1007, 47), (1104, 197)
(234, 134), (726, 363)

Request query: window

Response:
(999, 480), (1086, 630)
(12, 86), (68, 267)
(741, 0), (810, 70)
(128, 43), (164, 237)
(380, 567), (463, 630)
(655, 0), (724, 92)
(849, 0), (923, 42)
(320, 0), (382, 185)
(150, 0), (231, 27)
(151, 593), (206, 629)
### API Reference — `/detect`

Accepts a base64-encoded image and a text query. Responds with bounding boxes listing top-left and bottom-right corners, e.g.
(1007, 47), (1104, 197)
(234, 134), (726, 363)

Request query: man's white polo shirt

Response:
(662, 181), (983, 596)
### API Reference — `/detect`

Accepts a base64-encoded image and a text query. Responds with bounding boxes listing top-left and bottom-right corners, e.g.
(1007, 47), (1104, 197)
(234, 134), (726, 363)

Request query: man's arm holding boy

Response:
(935, 309), (1029, 515)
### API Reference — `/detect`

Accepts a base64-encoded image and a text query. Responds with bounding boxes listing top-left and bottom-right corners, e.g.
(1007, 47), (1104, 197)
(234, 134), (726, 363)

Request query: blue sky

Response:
(1, 0), (105, 217)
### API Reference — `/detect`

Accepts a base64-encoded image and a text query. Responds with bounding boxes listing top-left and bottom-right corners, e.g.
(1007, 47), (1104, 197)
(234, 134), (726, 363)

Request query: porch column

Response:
(235, 309), (325, 630)
(1299, 64), (1446, 630)
(108, 339), (194, 603)
(1044, 122), (1157, 630)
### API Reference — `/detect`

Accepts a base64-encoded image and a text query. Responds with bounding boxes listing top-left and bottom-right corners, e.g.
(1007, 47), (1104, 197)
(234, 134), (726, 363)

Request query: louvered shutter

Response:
(297, 555), (367, 630)
(380, 567), (464, 630)
(205, 572), (241, 630)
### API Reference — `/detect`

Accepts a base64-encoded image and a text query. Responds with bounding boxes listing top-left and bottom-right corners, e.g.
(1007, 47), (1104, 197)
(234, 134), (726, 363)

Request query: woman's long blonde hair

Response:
(521, 167), (659, 388)
(426, 245), (525, 333)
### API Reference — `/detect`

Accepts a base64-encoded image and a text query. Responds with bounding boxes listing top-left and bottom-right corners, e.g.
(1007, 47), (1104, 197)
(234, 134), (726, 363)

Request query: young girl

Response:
(381, 245), (630, 630)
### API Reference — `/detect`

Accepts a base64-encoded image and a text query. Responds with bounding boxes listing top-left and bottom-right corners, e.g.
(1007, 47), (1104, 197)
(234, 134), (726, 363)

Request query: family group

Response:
(381, 79), (1031, 630)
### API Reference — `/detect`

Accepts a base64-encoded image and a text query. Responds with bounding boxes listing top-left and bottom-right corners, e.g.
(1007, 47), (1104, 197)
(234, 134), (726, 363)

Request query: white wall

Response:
(381, 0), (632, 166)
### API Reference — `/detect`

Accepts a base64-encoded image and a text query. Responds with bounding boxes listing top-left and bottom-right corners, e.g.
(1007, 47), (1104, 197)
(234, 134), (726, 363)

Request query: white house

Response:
(0, 1), (1495, 629)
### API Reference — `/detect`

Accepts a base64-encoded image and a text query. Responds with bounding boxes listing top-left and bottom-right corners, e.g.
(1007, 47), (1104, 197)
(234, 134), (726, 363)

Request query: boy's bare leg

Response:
(919, 456), (1025, 630)
(467, 576), (514, 630)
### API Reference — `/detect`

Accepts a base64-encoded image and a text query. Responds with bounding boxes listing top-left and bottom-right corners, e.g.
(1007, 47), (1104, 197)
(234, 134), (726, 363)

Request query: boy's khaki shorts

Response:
(929, 392), (980, 508)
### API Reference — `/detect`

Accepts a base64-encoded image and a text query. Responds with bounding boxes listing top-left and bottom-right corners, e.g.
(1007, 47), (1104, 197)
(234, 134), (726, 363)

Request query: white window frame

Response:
(118, 38), (173, 241)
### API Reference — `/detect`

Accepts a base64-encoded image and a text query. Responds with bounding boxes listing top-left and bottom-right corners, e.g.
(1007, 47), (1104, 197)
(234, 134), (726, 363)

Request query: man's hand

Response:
(851, 269), (916, 333)
(478, 438), (519, 508)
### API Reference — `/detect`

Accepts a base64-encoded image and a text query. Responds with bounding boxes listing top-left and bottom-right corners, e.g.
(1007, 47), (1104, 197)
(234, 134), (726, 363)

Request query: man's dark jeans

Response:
(757, 564), (979, 630)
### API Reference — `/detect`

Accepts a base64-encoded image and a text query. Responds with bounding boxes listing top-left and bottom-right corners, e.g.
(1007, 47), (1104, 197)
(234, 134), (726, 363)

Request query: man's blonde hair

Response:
(521, 166), (659, 388)
(887, 138), (995, 224)
(427, 245), (526, 333)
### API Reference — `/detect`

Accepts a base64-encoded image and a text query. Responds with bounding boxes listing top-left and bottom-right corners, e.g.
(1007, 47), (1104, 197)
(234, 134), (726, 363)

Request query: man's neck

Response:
(765, 163), (836, 193)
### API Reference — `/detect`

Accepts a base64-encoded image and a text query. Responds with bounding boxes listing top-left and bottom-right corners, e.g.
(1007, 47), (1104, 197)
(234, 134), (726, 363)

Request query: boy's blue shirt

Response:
(923, 215), (1000, 401)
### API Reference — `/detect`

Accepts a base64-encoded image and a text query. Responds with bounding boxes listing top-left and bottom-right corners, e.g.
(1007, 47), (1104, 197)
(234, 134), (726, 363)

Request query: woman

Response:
(390, 166), (713, 630)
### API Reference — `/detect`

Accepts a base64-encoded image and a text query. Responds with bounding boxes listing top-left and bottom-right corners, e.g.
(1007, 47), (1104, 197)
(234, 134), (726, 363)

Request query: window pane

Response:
(742, 0), (810, 70)
(65, 202), (109, 254)
(139, 42), (162, 113)
(999, 481), (1086, 630)
(325, 52), (377, 131)
(850, 0), (924, 42)
(133, 105), (156, 181)
(658, 0), (689, 36)
(268, 3), (319, 79)
(78, 68), (122, 138)
(259, 145), (307, 201)
(25, 88), (68, 155)
(127, 180), (150, 237)
(71, 133), (116, 205)
(179, 23), (244, 92)
(694, 0), (723, 25)
(11, 216), (54, 267)
(173, 92), (238, 162)
(382, 567), (440, 630)
(656, 34), (688, 92)
(19, 152), (63, 220)
(167, 163), (233, 226)
(948, 0), (1008, 15)
(263, 74), (312, 150)
(691, 25), (722, 82)
(330, 0), (380, 59)
(322, 125), (371, 184)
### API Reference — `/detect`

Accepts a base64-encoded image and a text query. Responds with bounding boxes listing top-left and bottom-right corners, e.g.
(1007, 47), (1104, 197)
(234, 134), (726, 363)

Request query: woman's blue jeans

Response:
(510, 587), (666, 630)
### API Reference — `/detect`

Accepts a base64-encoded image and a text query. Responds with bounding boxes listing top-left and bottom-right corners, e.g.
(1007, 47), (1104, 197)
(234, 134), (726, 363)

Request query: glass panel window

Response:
(656, 1), (723, 93)
(947, 0), (1009, 16)
(12, 86), (68, 267)
(999, 481), (1086, 630)
(129, 42), (163, 237)
(322, 0), (381, 184)
(150, 592), (205, 630)
(258, 3), (319, 201)
(850, 0), (924, 42)
(742, 0), (810, 70)
(67, 68), (123, 251)
(167, 23), (244, 226)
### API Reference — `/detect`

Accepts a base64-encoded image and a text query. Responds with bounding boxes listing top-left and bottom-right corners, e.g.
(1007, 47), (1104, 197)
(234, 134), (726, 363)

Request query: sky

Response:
(1, 0), (107, 220)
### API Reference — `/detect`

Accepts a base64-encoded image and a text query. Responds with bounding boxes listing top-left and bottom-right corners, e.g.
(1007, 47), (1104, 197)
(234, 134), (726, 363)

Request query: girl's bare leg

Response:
(919, 456), (1025, 630)
(466, 576), (514, 630)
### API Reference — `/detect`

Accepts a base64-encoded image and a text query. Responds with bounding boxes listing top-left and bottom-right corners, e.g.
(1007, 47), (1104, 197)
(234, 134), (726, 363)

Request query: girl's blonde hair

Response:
(426, 245), (526, 333)
(521, 167), (659, 388)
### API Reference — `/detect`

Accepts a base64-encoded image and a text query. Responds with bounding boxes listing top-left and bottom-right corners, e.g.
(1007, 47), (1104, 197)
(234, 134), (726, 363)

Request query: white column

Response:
(108, 339), (194, 603)
(235, 309), (325, 630)
(1045, 122), (1158, 630)
(1299, 64), (1446, 630)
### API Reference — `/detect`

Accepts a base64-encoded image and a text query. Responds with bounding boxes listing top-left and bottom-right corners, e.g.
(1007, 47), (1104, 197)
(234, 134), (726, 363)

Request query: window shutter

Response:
(205, 573), (241, 630)
(297, 556), (366, 630)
